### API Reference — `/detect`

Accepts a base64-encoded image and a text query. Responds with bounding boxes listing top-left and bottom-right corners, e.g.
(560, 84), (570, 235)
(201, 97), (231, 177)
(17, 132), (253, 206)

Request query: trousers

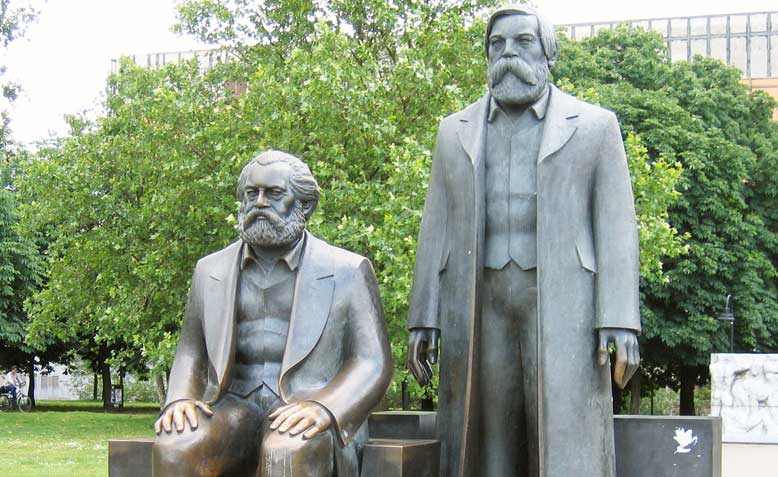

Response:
(153, 386), (335, 477)
(479, 261), (539, 477)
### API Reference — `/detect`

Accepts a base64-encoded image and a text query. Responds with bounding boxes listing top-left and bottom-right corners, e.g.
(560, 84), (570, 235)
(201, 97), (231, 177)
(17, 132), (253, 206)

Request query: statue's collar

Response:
(240, 233), (306, 271)
(488, 85), (550, 123)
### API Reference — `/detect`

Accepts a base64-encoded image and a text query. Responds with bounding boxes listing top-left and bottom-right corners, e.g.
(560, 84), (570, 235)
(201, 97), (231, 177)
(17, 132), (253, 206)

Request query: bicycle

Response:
(0, 386), (31, 412)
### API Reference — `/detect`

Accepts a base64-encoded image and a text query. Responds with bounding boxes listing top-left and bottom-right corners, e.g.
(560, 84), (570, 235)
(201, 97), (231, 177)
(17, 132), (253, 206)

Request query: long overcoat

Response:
(408, 85), (641, 477)
(164, 231), (393, 475)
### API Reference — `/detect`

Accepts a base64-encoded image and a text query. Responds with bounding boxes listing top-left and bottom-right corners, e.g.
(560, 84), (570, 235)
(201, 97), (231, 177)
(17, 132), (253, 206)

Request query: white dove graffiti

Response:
(673, 427), (698, 454)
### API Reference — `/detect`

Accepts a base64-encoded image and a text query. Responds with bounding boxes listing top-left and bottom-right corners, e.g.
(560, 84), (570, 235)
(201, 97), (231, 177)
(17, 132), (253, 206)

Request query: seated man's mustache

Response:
(241, 207), (282, 229)
(489, 57), (539, 86)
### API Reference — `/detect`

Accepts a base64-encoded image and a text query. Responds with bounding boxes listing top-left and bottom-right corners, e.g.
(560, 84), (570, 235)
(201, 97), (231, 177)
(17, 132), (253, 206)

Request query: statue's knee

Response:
(262, 429), (332, 452)
(154, 398), (265, 477)
(259, 430), (334, 475)
(153, 418), (218, 470)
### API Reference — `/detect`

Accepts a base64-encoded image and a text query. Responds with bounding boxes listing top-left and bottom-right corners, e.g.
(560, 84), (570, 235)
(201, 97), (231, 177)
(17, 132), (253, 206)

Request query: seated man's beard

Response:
(488, 56), (550, 108)
(238, 202), (307, 248)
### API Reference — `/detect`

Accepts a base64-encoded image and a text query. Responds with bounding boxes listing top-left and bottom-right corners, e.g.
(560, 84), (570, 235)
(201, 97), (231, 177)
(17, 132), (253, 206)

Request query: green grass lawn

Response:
(0, 400), (158, 477)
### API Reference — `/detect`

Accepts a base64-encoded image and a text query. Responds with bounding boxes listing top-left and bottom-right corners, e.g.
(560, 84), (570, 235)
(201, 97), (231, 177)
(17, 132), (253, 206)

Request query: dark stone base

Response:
(360, 439), (439, 477)
(368, 411), (436, 440)
(108, 438), (153, 477)
(615, 415), (722, 477)
(110, 414), (722, 477)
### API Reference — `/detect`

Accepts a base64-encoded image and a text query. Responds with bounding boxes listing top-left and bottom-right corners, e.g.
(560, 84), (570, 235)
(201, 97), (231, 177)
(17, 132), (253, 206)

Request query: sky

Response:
(2, 0), (777, 147)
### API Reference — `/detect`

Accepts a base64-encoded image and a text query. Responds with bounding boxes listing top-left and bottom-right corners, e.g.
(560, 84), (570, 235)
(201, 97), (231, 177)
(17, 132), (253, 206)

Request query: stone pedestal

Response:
(615, 415), (721, 477)
(360, 439), (439, 477)
(109, 413), (724, 477)
(368, 411), (437, 440)
(108, 438), (153, 477)
(710, 353), (778, 443)
(721, 442), (778, 477)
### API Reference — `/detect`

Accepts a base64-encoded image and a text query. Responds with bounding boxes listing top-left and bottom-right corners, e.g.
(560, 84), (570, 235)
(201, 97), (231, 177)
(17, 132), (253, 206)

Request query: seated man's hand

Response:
(268, 401), (332, 439)
(154, 400), (214, 435)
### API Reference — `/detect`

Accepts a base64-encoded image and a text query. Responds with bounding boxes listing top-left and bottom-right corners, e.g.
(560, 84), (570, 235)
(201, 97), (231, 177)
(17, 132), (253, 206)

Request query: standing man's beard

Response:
(238, 202), (307, 248)
(488, 56), (550, 108)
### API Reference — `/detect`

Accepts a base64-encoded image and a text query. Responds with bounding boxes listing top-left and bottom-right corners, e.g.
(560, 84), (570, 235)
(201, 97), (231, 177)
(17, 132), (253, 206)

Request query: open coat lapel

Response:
(201, 234), (335, 398)
(456, 95), (490, 169)
(203, 241), (242, 388)
(281, 233), (335, 381)
(454, 94), (490, 475)
(539, 85), (579, 163)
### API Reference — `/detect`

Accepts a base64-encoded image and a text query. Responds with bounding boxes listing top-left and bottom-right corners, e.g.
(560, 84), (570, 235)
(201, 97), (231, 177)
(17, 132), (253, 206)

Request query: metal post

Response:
(650, 388), (654, 415)
(717, 294), (735, 353)
(401, 378), (410, 411)
(120, 371), (125, 409)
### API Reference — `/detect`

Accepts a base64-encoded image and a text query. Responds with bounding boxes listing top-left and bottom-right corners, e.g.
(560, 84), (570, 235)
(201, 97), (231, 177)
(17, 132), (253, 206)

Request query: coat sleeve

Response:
(307, 259), (392, 447)
(593, 112), (641, 333)
(407, 122), (449, 330)
(163, 265), (210, 408)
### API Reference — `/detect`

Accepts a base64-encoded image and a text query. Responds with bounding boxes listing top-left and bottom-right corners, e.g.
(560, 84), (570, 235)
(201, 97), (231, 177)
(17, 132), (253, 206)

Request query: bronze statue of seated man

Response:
(153, 150), (392, 477)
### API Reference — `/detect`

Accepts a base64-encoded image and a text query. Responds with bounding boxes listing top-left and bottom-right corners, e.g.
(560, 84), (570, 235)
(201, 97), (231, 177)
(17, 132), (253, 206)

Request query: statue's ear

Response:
(300, 200), (317, 220)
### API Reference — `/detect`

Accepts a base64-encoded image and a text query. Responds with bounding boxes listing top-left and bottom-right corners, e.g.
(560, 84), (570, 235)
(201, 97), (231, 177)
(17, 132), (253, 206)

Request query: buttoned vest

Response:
(484, 103), (544, 270)
(229, 264), (294, 397)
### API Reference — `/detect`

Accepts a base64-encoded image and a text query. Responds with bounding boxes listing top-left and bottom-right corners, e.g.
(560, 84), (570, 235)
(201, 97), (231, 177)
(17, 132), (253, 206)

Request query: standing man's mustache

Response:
(489, 57), (539, 86)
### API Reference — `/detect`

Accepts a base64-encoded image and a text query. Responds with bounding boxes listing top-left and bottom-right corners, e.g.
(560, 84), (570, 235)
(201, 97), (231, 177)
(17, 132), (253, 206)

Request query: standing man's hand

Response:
(597, 328), (640, 389)
(406, 327), (440, 386)
(154, 400), (214, 434)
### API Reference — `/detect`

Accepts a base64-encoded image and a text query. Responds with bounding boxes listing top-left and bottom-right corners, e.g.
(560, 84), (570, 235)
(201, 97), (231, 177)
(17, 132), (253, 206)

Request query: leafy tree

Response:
(0, 186), (41, 359)
(554, 27), (778, 414)
(19, 1), (686, 408)
(0, 1), (50, 406)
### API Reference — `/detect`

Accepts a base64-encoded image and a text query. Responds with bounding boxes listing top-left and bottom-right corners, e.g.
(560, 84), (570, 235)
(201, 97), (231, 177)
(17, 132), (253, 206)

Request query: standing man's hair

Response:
(485, 4), (558, 68)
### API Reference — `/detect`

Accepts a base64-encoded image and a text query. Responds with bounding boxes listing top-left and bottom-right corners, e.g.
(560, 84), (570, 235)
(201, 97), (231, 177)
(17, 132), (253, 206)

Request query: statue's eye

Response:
(490, 37), (504, 48)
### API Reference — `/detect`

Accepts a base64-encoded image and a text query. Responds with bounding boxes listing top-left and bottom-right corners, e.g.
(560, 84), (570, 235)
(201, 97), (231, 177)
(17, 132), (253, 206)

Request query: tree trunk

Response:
(679, 366), (696, 416)
(101, 362), (112, 409)
(27, 358), (36, 409)
(629, 372), (642, 415)
(154, 373), (166, 408)
(93, 373), (98, 401)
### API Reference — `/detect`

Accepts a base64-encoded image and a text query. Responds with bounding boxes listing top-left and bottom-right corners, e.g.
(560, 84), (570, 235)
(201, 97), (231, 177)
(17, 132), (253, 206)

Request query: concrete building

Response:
(115, 11), (778, 120)
(563, 11), (778, 119)
(33, 367), (79, 400)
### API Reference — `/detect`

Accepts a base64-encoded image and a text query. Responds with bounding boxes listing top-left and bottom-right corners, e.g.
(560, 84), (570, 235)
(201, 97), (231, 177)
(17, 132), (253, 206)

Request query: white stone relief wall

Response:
(710, 353), (778, 443)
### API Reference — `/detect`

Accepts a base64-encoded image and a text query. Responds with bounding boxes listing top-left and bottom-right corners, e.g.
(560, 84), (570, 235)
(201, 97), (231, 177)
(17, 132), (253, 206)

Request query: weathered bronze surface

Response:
(406, 5), (641, 477)
(153, 150), (392, 477)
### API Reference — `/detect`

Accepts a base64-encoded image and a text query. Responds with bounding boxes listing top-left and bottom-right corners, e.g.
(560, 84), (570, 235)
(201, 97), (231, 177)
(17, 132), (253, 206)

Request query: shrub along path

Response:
(0, 400), (157, 477)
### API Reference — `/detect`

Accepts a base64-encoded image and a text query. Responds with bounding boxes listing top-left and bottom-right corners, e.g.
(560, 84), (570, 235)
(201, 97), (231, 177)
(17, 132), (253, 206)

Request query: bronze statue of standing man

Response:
(406, 6), (641, 477)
